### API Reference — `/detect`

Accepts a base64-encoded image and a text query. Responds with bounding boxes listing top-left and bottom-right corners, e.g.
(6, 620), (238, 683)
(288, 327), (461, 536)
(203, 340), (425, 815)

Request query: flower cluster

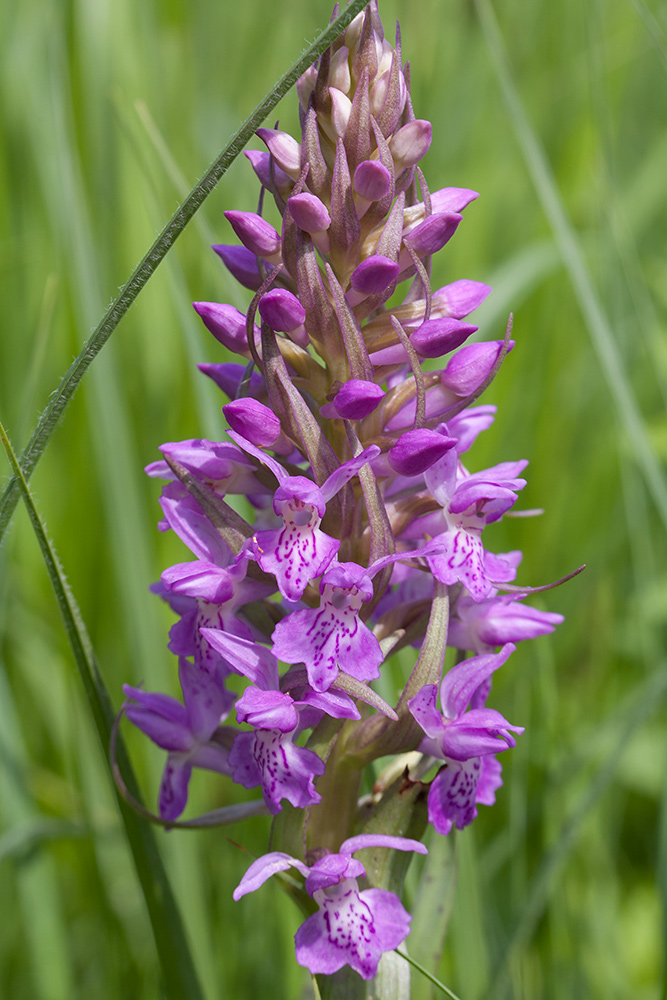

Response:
(122, 2), (565, 985)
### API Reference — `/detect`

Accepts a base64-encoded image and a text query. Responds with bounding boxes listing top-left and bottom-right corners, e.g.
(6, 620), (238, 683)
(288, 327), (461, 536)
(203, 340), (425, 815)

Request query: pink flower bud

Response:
(197, 363), (264, 400)
(410, 318), (478, 359)
(430, 188), (480, 214)
(350, 255), (399, 296)
(212, 244), (262, 290)
(353, 160), (392, 201)
(256, 128), (302, 178)
(441, 341), (515, 396)
(329, 46), (351, 93)
(193, 301), (257, 355)
(258, 289), (306, 332)
(432, 280), (492, 319)
(244, 150), (293, 193)
(403, 212), (462, 257)
(223, 398), (282, 448)
(332, 380), (385, 419)
(224, 211), (281, 259)
(389, 120), (432, 171)
(388, 429), (457, 476)
(329, 87), (352, 137)
(287, 193), (331, 234)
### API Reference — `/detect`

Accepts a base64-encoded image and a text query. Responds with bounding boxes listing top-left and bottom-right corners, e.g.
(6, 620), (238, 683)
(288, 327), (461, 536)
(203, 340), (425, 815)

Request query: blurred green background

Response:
(1, 0), (666, 997)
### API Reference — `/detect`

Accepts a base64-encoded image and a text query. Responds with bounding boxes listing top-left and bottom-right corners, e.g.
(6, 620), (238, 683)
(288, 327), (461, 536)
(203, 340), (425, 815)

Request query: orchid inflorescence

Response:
(120, 1), (568, 986)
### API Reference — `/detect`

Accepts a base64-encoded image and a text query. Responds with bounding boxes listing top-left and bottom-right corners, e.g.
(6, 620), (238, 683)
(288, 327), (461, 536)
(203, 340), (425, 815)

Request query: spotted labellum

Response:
(118, 2), (574, 992)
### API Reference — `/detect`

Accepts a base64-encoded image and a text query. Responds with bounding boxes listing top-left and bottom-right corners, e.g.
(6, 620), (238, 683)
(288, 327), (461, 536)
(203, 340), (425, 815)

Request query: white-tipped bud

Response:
(297, 66), (317, 110)
(329, 88), (352, 138)
(329, 46), (351, 94)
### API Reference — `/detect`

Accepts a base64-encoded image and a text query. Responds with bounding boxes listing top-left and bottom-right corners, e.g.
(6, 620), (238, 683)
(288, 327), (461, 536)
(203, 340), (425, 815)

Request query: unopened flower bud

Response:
(322, 379), (385, 419)
(287, 193), (331, 234)
(388, 428), (457, 476)
(197, 362), (264, 400)
(258, 288), (306, 332)
(296, 66), (318, 109)
(224, 210), (281, 259)
(432, 280), (491, 319)
(389, 120), (432, 171)
(430, 187), (480, 214)
(244, 150), (293, 195)
(329, 45), (351, 93)
(354, 160), (392, 202)
(212, 244), (262, 290)
(192, 302), (259, 356)
(223, 398), (282, 448)
(350, 255), (399, 296)
(403, 212), (462, 258)
(329, 87), (353, 137)
(410, 318), (478, 359)
(256, 128), (302, 178)
(441, 340), (515, 395)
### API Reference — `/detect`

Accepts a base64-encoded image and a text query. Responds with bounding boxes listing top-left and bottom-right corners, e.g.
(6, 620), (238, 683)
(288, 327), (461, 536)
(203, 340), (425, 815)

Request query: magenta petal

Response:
(476, 755), (503, 806)
(212, 244), (262, 291)
(223, 398), (281, 448)
(258, 288), (306, 332)
(304, 855), (364, 895)
(254, 525), (339, 603)
(440, 708), (524, 760)
(161, 561), (235, 603)
(235, 687), (298, 733)
(333, 379), (385, 419)
(295, 885), (412, 980)
(440, 644), (515, 719)
(199, 629), (279, 689)
(427, 759), (482, 834)
(179, 658), (228, 741)
(407, 685), (443, 741)
(233, 851), (309, 901)
(158, 755), (193, 821)
(339, 834), (428, 857)
(125, 704), (193, 753)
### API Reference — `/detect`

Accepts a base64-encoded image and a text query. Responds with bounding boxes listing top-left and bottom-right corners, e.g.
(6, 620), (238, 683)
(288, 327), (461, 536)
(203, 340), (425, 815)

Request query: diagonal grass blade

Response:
(0, 420), (206, 1000)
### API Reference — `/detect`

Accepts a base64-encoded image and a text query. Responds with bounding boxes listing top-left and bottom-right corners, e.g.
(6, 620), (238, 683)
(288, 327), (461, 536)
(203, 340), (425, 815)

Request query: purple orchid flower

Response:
(123, 658), (233, 821)
(402, 449), (527, 601)
(228, 431), (380, 601)
(196, 629), (350, 814)
(158, 488), (273, 673)
(199, 628), (361, 722)
(449, 590), (564, 653)
(408, 644), (523, 834)
(233, 835), (427, 980)
(271, 561), (380, 692)
(271, 542), (451, 692)
(145, 438), (266, 496)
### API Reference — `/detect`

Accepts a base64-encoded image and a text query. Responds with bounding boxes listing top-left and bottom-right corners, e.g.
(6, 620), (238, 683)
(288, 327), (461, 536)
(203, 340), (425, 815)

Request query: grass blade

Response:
(0, 0), (372, 544)
(490, 664), (667, 999)
(475, 0), (667, 534)
(395, 949), (463, 1000)
(0, 420), (206, 1000)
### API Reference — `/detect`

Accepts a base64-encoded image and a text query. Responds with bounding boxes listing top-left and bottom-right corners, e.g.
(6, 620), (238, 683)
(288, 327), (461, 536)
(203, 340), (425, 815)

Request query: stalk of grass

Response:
(475, 0), (667, 533)
(0, 420), (206, 1000)
(489, 662), (667, 999)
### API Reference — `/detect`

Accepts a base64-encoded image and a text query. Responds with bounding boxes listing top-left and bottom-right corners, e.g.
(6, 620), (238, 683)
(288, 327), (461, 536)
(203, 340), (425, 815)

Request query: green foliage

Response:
(0, 0), (665, 997)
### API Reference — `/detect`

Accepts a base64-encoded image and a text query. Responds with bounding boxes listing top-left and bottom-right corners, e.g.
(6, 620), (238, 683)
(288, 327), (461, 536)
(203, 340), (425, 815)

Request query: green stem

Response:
(0, 422), (205, 1000)
(0, 0), (372, 546)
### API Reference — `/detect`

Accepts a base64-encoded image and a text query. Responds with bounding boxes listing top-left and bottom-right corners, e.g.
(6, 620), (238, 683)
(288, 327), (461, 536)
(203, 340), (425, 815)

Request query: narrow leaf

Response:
(0, 421), (206, 1000)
